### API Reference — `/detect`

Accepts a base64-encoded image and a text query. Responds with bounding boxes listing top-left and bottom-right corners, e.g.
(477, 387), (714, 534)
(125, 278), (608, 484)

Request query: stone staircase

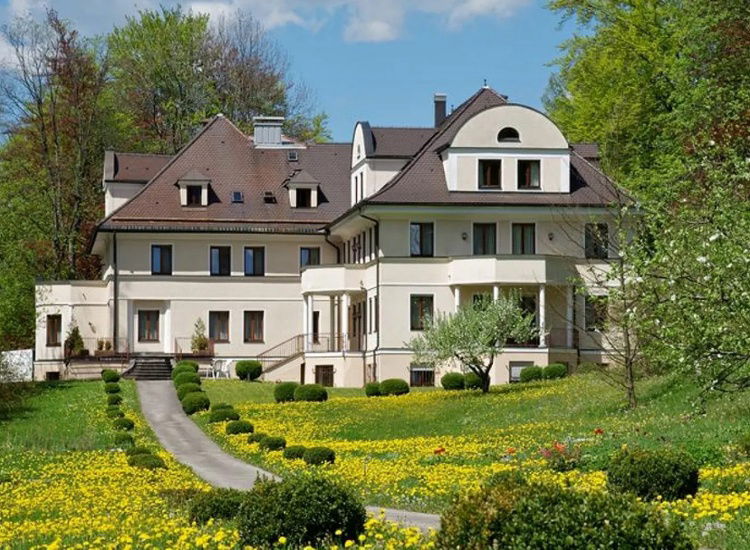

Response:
(123, 356), (172, 380)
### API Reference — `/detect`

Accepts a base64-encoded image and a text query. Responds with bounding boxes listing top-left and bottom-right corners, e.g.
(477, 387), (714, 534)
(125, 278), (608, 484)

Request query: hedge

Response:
(303, 446), (336, 465)
(113, 417), (135, 431)
(189, 488), (245, 524)
(174, 372), (201, 388)
(235, 360), (263, 381)
(208, 408), (240, 423)
(274, 382), (299, 403)
(364, 382), (381, 397)
(608, 447), (699, 501)
(127, 453), (167, 470)
(542, 363), (567, 380)
(247, 432), (268, 444)
(380, 378), (409, 396)
(519, 366), (543, 383)
(181, 392), (210, 415)
(176, 383), (203, 401)
(101, 369), (120, 383)
(259, 436), (287, 451)
(293, 384), (328, 402)
(226, 420), (254, 435)
(104, 383), (121, 394)
(464, 372), (483, 390)
(283, 445), (307, 460)
(441, 372), (465, 391)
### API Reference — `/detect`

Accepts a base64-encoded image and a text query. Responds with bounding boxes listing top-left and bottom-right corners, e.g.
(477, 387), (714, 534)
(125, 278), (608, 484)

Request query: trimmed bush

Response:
(226, 420), (254, 435)
(208, 408), (240, 423)
(380, 378), (409, 396)
(247, 432), (268, 444)
(176, 382), (203, 401)
(259, 436), (286, 451)
(113, 417), (135, 431)
(172, 364), (198, 381)
(181, 392), (210, 415)
(211, 402), (234, 411)
(464, 372), (482, 390)
(107, 394), (123, 406)
(283, 445), (307, 460)
(175, 360), (199, 371)
(294, 384), (328, 402)
(106, 407), (125, 419)
(125, 446), (153, 457)
(104, 382), (121, 394)
(303, 446), (336, 465)
(608, 447), (699, 501)
(441, 372), (465, 391)
(236, 475), (365, 547)
(364, 382), (381, 397)
(174, 372), (201, 388)
(235, 360), (263, 381)
(101, 369), (120, 383)
(114, 433), (134, 448)
(437, 472), (692, 550)
(519, 366), (543, 383)
(543, 363), (567, 380)
(274, 382), (299, 403)
(127, 453), (166, 470)
(189, 488), (245, 524)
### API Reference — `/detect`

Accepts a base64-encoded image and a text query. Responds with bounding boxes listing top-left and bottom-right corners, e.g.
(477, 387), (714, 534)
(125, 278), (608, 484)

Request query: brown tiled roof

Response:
(99, 116), (351, 233)
(105, 151), (172, 183)
(369, 127), (435, 158)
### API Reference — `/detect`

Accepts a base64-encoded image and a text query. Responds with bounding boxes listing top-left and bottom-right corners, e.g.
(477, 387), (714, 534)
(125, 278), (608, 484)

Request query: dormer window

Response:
(518, 160), (541, 189)
(178, 169), (210, 206)
(285, 169), (319, 208)
(497, 127), (520, 142)
(186, 185), (202, 205)
(478, 159), (502, 189)
(296, 188), (312, 208)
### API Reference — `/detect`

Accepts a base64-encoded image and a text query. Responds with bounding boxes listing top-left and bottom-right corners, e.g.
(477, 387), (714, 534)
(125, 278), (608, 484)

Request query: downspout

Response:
(359, 211), (380, 381)
(324, 231), (341, 264)
(112, 232), (119, 353)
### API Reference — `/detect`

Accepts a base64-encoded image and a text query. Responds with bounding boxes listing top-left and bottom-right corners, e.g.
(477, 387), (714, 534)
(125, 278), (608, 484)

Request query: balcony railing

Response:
(69, 338), (130, 361)
(174, 338), (215, 359)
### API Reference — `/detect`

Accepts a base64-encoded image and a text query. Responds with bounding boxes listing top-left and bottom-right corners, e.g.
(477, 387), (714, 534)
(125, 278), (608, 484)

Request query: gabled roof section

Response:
(104, 151), (171, 183)
(284, 169), (319, 186)
(178, 168), (210, 182)
(369, 127), (435, 158)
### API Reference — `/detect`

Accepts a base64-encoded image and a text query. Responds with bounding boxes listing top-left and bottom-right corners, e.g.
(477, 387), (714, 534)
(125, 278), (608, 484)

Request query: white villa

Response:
(34, 87), (618, 386)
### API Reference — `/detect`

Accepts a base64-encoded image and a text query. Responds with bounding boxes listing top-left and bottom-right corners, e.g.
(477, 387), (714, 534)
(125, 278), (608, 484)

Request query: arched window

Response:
(497, 127), (520, 142)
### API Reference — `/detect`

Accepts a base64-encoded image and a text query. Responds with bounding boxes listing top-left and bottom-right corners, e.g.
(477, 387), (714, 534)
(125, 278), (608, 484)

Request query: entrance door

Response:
(315, 365), (334, 387)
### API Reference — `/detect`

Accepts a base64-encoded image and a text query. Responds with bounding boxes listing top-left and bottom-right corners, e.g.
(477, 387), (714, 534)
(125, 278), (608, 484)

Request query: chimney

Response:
(252, 116), (284, 148)
(434, 93), (447, 127)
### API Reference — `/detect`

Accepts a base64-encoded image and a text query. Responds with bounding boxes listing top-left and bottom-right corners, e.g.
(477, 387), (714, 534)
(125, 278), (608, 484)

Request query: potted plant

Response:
(190, 319), (209, 356)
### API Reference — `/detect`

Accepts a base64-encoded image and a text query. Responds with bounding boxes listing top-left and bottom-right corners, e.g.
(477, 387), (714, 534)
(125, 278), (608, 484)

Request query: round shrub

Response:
(113, 417), (135, 431)
(107, 394), (123, 406)
(259, 436), (286, 451)
(208, 408), (240, 423)
(101, 369), (120, 383)
(104, 382), (121, 394)
(519, 366), (543, 383)
(274, 382), (299, 403)
(176, 382), (203, 401)
(175, 360), (199, 371)
(380, 378), (409, 396)
(364, 382), (381, 397)
(441, 372), (465, 391)
(247, 432), (268, 444)
(125, 446), (153, 457)
(294, 383), (328, 402)
(114, 433), (134, 448)
(464, 372), (482, 390)
(211, 402), (234, 411)
(543, 363), (567, 380)
(226, 420), (254, 435)
(236, 475), (365, 547)
(235, 360), (263, 381)
(172, 364), (198, 380)
(181, 392), (210, 415)
(283, 445), (307, 460)
(436, 473), (693, 550)
(174, 372), (201, 388)
(106, 407), (125, 419)
(189, 488), (245, 524)
(127, 453), (166, 470)
(303, 446), (336, 465)
(608, 447), (699, 501)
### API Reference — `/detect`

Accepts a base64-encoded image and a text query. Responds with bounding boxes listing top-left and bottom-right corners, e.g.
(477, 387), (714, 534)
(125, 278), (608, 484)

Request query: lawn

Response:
(198, 374), (750, 547)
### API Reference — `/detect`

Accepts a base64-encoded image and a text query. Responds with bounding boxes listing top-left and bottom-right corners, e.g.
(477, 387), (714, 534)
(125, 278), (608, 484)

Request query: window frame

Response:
(584, 223), (609, 260)
(186, 185), (203, 206)
(243, 246), (265, 277)
(46, 314), (62, 347)
(517, 159), (542, 190)
(300, 246), (321, 270)
(478, 159), (502, 189)
(511, 223), (536, 255)
(209, 245), (231, 276)
(584, 295), (608, 332)
(137, 310), (160, 342)
(243, 310), (265, 343)
(296, 187), (312, 208)
(150, 244), (173, 276)
(409, 365), (435, 387)
(409, 222), (434, 257)
(472, 223), (497, 255)
(509, 361), (534, 383)
(410, 294), (434, 331)
(209, 311), (230, 343)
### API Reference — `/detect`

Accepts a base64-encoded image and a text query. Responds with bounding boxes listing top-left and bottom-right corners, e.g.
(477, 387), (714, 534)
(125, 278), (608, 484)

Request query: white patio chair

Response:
(210, 358), (225, 380)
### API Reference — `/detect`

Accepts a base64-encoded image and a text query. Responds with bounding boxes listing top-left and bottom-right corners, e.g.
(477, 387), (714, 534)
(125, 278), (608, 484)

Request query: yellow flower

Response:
(278, 536), (288, 545)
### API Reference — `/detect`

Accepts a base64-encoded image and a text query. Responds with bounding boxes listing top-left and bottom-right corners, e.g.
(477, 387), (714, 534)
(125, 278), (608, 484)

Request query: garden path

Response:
(137, 380), (441, 531)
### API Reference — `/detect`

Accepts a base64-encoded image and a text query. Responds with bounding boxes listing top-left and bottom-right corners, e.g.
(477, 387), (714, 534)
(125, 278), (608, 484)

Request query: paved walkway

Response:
(137, 380), (440, 531)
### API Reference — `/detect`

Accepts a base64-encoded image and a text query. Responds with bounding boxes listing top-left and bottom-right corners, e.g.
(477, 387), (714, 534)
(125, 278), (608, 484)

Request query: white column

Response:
(329, 296), (336, 351)
(302, 294), (309, 351)
(454, 286), (461, 311)
(307, 294), (315, 349)
(493, 285), (500, 301)
(566, 286), (574, 348)
(538, 284), (546, 348)
(341, 293), (350, 352)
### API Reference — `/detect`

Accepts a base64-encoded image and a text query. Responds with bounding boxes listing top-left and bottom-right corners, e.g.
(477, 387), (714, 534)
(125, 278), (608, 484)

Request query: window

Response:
(300, 247), (321, 269)
(209, 311), (230, 343)
(186, 185), (202, 206)
(231, 191), (244, 203)
(473, 223), (497, 255)
(243, 311), (264, 343)
(410, 295), (433, 331)
(244, 247), (265, 276)
(410, 222), (434, 257)
(585, 295), (608, 331)
(46, 314), (62, 346)
(313, 311), (320, 343)
(498, 127), (520, 142)
(151, 245), (172, 275)
(210, 246), (231, 276)
(585, 223), (609, 259)
(138, 310), (159, 342)
(315, 365), (334, 387)
(288, 150), (298, 162)
(296, 188), (312, 207)
(509, 361), (534, 383)
(518, 160), (541, 189)
(512, 223), (535, 255)
(410, 365), (435, 387)
(478, 159), (502, 189)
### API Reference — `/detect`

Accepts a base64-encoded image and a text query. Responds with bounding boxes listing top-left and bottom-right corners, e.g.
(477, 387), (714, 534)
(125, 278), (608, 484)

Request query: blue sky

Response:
(0, 0), (576, 141)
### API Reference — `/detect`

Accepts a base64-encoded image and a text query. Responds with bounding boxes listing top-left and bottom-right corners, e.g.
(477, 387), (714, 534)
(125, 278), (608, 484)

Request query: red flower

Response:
(506, 447), (516, 455)
(553, 441), (566, 453)
(594, 428), (604, 436)
(434, 446), (446, 455)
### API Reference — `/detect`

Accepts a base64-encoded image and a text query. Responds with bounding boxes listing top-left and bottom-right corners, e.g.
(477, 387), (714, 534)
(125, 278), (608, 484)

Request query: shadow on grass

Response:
(0, 381), (75, 422)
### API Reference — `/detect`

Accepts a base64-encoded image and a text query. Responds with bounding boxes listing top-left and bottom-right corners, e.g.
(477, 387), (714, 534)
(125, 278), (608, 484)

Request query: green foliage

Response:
(259, 436), (286, 451)
(107, 394), (123, 406)
(173, 372), (200, 388)
(113, 433), (134, 448)
(210, 402), (233, 411)
(171, 365), (197, 382)
(437, 473), (693, 550)
(543, 363), (567, 380)
(106, 407), (124, 419)
(247, 432), (268, 444)
(189, 488), (245, 524)
(64, 324), (85, 358)
(225, 420), (254, 435)
(364, 382), (381, 397)
(104, 383), (121, 394)
(283, 445), (307, 460)
(293, 384), (328, 402)
(464, 372), (482, 390)
(181, 392), (210, 415)
(175, 360), (199, 371)
(235, 360), (262, 381)
(519, 366), (543, 383)
(379, 379), (409, 396)
(274, 382), (299, 403)
(125, 446), (153, 457)
(208, 408), (239, 423)
(127, 453), (166, 470)
(101, 369), (120, 383)
(441, 372), (465, 391)
(539, 441), (581, 472)
(176, 383), (203, 401)
(303, 447), (336, 466)
(737, 433), (750, 458)
(113, 417), (134, 431)
(608, 447), (699, 501)
(236, 475), (365, 547)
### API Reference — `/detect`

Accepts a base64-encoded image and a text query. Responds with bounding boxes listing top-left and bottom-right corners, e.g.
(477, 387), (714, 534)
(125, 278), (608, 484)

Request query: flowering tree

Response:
(409, 294), (537, 393)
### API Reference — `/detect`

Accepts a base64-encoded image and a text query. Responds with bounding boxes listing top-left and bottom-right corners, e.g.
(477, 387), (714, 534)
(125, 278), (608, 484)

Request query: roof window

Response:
(497, 127), (520, 142)
(287, 150), (299, 162)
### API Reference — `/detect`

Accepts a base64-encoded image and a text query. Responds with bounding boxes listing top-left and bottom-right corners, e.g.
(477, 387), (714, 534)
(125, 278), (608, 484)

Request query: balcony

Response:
(448, 255), (574, 285)
(300, 264), (369, 295)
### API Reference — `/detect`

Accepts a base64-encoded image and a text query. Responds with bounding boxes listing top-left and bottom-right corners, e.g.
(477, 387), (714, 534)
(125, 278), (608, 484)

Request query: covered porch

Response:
(301, 290), (370, 354)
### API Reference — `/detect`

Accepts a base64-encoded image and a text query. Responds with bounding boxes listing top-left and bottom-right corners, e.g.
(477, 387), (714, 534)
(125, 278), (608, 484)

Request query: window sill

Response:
(151, 272), (173, 276)
(46, 343), (61, 347)
(244, 340), (264, 344)
(138, 340), (160, 343)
